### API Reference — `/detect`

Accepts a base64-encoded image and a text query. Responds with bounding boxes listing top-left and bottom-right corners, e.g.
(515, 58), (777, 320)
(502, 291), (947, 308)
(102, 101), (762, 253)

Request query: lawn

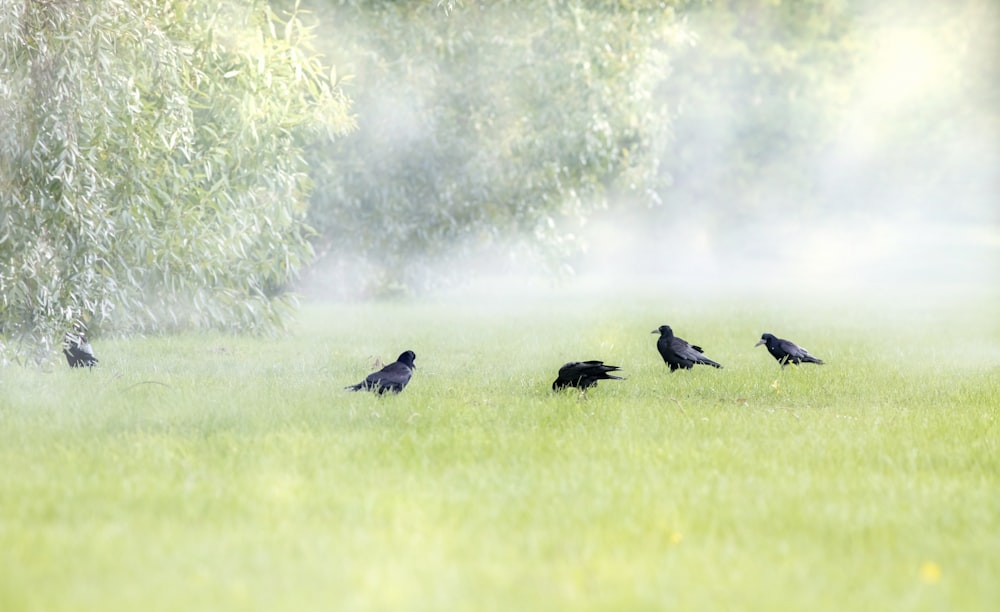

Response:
(1, 282), (997, 611)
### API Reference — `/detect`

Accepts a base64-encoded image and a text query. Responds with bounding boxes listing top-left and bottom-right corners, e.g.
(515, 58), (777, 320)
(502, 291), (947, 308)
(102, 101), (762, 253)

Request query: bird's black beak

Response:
(754, 339), (765, 347)
(650, 329), (659, 334)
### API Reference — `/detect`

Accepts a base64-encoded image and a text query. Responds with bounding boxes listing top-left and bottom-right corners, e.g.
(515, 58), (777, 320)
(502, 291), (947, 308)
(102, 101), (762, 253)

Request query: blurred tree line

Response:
(302, 0), (684, 295)
(1, 0), (996, 359)
(655, 0), (998, 234)
(303, 0), (997, 293)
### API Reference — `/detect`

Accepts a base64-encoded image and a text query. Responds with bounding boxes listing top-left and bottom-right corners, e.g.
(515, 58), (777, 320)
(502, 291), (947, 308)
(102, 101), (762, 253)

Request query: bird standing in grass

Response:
(552, 360), (625, 391)
(652, 325), (722, 371)
(345, 350), (416, 394)
(63, 332), (98, 368)
(755, 333), (824, 367)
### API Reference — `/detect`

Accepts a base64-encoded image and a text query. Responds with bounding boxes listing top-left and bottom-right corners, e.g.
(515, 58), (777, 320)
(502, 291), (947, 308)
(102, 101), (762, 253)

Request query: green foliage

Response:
(658, 0), (999, 224)
(0, 0), (353, 361)
(0, 292), (997, 609)
(304, 1), (685, 293)
(657, 0), (860, 220)
(302, 0), (997, 292)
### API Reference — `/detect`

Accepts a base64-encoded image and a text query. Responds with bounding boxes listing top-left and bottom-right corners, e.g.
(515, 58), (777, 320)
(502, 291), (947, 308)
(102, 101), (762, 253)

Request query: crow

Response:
(345, 350), (416, 394)
(552, 360), (625, 391)
(652, 325), (722, 371)
(63, 332), (99, 368)
(755, 333), (824, 367)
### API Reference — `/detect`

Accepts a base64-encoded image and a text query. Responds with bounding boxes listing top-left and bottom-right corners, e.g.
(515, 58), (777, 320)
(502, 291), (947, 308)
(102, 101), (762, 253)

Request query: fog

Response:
(300, 1), (999, 307)
(575, 4), (996, 296)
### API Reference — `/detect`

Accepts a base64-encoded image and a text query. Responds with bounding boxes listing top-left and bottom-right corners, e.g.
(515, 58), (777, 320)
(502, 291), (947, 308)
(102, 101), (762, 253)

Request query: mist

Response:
(575, 0), (998, 296)
(299, 0), (998, 309)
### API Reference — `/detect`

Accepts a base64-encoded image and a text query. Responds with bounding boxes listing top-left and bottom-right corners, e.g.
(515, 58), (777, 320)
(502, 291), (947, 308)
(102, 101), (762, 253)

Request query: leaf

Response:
(0, 0), (331, 356)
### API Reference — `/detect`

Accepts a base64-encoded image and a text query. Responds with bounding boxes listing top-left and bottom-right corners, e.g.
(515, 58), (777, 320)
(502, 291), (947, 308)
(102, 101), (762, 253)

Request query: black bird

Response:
(755, 333), (824, 367)
(63, 332), (98, 368)
(552, 360), (625, 391)
(652, 325), (722, 371)
(345, 350), (416, 394)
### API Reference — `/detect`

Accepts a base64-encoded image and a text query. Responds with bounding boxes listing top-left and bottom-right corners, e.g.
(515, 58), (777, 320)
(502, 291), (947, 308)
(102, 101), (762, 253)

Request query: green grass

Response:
(1, 286), (998, 611)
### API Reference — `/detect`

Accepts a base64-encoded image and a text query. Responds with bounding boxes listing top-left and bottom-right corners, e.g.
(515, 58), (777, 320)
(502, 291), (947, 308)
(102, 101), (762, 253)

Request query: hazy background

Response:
(1, 0), (996, 357)
(299, 0), (998, 300)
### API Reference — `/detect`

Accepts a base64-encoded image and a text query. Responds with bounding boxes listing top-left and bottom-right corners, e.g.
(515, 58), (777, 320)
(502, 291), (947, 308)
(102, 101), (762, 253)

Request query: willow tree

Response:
(303, 0), (685, 295)
(0, 0), (353, 362)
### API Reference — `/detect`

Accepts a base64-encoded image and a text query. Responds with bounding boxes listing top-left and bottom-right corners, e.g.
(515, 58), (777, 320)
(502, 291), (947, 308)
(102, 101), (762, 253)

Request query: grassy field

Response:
(1, 284), (997, 611)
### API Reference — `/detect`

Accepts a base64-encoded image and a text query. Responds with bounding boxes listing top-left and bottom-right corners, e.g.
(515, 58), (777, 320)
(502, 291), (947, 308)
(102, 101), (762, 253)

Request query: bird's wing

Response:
(578, 360), (619, 374)
(558, 362), (591, 381)
(557, 361), (583, 377)
(68, 344), (98, 365)
(672, 337), (703, 359)
(778, 339), (808, 358)
(673, 338), (721, 367)
(79, 342), (98, 362)
(556, 361), (624, 385)
(368, 361), (413, 386)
